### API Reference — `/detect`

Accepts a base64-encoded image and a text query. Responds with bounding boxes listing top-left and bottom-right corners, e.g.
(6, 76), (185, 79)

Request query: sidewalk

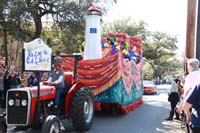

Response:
(143, 93), (187, 133)
(161, 119), (186, 133)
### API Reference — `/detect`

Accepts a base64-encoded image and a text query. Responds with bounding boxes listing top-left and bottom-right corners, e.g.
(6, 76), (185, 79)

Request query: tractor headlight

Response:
(21, 99), (27, 106)
(8, 99), (14, 106)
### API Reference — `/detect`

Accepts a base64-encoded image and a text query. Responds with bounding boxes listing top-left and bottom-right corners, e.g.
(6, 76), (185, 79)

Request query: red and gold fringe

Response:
(95, 99), (143, 114)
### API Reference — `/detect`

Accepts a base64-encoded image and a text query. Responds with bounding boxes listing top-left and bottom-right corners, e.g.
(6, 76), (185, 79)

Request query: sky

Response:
(101, 0), (188, 54)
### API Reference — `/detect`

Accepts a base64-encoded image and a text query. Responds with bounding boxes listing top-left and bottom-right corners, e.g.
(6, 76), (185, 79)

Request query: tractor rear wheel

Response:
(70, 87), (94, 132)
(41, 115), (60, 133)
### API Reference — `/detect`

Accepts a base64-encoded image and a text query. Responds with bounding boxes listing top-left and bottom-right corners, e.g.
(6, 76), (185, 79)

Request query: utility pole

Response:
(185, 0), (197, 58)
(195, 0), (200, 59)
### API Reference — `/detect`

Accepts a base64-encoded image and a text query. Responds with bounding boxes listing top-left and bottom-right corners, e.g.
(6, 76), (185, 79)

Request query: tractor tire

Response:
(0, 121), (7, 132)
(70, 87), (94, 132)
(41, 115), (60, 133)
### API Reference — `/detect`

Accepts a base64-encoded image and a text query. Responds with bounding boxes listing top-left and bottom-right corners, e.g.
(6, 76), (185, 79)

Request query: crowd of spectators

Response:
(164, 58), (200, 133)
(0, 65), (47, 108)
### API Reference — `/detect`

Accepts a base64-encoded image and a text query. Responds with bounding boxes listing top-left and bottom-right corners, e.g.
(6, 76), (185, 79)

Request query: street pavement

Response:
(0, 85), (186, 133)
(85, 88), (185, 133)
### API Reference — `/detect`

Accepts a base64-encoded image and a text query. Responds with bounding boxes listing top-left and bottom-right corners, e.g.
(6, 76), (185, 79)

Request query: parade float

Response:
(62, 5), (144, 114)
(0, 5), (144, 133)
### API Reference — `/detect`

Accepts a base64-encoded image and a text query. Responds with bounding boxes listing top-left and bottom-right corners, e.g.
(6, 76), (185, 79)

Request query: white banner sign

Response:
(23, 38), (52, 71)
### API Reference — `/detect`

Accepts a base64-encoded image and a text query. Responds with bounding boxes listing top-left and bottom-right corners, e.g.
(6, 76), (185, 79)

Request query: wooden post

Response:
(185, 0), (197, 58)
(196, 0), (200, 60)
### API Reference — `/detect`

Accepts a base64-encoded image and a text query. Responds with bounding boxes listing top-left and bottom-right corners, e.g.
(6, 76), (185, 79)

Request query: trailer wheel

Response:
(41, 115), (60, 133)
(0, 121), (7, 132)
(111, 104), (122, 116)
(70, 87), (94, 132)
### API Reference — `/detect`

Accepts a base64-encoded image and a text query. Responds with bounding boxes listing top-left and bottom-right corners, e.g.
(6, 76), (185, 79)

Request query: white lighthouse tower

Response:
(84, 5), (102, 60)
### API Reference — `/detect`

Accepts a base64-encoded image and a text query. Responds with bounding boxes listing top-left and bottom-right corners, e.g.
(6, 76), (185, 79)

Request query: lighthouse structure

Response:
(84, 5), (102, 60)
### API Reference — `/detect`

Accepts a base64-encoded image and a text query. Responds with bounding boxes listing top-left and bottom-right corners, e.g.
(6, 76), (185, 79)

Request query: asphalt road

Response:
(1, 85), (186, 133)
(85, 88), (185, 133)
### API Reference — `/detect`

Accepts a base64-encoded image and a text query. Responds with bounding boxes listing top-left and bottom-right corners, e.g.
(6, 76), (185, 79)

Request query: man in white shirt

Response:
(178, 58), (200, 111)
(183, 59), (200, 98)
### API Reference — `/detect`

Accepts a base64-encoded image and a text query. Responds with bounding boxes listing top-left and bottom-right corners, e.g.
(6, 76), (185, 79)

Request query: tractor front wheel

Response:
(41, 115), (60, 133)
(70, 87), (94, 132)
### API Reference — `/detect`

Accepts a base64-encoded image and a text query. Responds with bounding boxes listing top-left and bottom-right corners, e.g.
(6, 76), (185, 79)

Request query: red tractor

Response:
(0, 54), (94, 132)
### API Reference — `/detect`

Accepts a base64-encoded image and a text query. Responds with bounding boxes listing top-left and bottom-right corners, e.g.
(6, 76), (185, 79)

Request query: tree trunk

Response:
(33, 15), (42, 39)
(3, 28), (8, 66)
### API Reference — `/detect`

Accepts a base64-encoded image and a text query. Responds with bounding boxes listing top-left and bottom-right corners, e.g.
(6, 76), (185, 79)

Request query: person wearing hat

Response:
(43, 56), (65, 108)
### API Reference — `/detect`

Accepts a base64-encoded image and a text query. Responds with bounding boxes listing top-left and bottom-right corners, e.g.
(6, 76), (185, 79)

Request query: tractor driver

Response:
(43, 56), (66, 108)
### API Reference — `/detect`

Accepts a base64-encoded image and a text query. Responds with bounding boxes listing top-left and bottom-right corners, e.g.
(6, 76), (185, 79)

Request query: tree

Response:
(102, 17), (149, 40)
(0, 0), (118, 67)
(102, 17), (181, 79)
(0, 0), (93, 40)
(0, 0), (118, 39)
(143, 31), (181, 79)
(0, 0), (118, 53)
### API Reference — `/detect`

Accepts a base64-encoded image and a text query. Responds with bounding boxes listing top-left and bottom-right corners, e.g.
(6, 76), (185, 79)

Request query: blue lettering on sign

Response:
(43, 50), (48, 55)
(38, 39), (41, 44)
(90, 28), (97, 33)
(26, 49), (50, 65)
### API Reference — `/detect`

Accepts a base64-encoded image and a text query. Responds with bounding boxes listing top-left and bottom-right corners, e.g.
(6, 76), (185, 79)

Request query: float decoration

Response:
(63, 32), (143, 114)
(65, 5), (143, 113)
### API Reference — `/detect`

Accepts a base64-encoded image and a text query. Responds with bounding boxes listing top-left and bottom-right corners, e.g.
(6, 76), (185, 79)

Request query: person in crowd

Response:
(41, 72), (49, 82)
(2, 67), (10, 107)
(2, 67), (22, 107)
(183, 59), (200, 98)
(0, 66), (4, 105)
(43, 56), (66, 108)
(27, 73), (38, 87)
(177, 58), (200, 132)
(174, 78), (184, 96)
(174, 78), (185, 123)
(183, 84), (200, 133)
(20, 72), (28, 87)
(8, 68), (22, 89)
(178, 58), (200, 112)
(165, 70), (180, 121)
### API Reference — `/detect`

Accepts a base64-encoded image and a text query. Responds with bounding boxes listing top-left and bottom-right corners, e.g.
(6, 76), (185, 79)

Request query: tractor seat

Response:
(60, 72), (74, 108)
(64, 71), (74, 86)
(60, 71), (74, 98)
